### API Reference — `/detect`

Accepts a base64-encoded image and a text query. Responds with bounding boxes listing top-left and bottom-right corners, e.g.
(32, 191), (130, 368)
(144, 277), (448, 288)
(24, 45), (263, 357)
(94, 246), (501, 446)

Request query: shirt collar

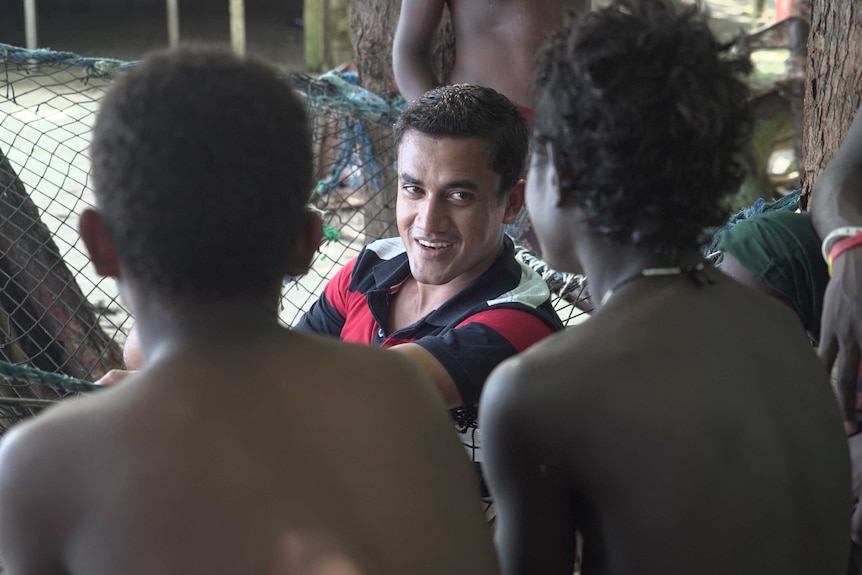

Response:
(371, 236), (521, 327)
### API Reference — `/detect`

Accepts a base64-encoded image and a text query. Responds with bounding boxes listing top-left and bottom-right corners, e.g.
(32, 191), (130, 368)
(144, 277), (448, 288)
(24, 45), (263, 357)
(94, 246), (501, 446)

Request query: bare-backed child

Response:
(0, 48), (498, 575)
(480, 2), (851, 574)
(393, 0), (591, 116)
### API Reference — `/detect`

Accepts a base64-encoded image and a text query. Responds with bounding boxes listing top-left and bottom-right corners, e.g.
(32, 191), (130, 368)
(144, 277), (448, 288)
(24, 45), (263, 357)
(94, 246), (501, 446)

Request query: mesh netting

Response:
(0, 43), (591, 440)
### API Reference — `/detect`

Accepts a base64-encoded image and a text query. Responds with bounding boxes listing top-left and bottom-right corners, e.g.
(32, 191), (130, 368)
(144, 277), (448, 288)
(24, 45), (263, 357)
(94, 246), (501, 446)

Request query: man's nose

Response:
(416, 196), (449, 231)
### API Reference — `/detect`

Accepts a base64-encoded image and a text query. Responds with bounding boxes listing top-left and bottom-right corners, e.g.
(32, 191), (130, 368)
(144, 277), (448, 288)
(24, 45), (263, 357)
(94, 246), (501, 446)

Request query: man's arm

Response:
(480, 359), (578, 575)
(292, 259), (356, 337)
(395, 309), (557, 409)
(390, 343), (463, 408)
(811, 105), (862, 434)
(392, 0), (447, 103)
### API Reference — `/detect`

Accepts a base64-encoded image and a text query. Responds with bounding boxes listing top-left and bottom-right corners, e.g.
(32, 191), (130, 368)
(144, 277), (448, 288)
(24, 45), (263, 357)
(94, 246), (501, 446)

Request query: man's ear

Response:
(502, 179), (526, 225)
(284, 208), (323, 277)
(79, 209), (120, 278)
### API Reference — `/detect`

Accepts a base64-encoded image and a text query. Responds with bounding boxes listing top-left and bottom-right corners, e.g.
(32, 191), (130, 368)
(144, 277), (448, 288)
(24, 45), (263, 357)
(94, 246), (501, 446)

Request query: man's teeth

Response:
(418, 239), (451, 249)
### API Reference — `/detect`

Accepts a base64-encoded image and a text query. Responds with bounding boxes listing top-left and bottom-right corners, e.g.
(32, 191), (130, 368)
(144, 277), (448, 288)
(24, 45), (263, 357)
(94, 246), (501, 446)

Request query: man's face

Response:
(396, 131), (523, 288)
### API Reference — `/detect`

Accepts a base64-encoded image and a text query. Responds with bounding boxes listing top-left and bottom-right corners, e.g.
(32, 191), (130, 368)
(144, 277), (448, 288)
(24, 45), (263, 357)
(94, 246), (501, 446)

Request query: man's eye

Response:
(449, 191), (474, 202)
(402, 185), (422, 195)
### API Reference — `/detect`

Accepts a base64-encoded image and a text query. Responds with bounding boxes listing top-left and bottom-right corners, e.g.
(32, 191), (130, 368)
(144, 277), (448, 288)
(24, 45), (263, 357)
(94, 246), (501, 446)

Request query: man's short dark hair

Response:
(393, 84), (529, 196)
(90, 46), (312, 300)
(533, 0), (752, 257)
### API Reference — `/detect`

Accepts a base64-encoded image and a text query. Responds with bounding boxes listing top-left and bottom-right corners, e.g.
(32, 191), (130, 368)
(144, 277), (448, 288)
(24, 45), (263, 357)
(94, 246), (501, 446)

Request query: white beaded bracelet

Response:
(821, 226), (862, 262)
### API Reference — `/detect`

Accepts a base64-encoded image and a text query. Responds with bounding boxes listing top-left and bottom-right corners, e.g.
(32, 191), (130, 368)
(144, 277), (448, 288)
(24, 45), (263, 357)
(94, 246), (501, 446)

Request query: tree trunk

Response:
(0, 148), (123, 383)
(349, 0), (454, 240)
(801, 0), (862, 207)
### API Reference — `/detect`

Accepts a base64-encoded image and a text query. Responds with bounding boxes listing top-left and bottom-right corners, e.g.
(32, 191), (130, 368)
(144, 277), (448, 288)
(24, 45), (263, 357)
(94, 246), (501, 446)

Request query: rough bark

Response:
(349, 0), (454, 240)
(0, 147), (122, 383)
(801, 0), (862, 207)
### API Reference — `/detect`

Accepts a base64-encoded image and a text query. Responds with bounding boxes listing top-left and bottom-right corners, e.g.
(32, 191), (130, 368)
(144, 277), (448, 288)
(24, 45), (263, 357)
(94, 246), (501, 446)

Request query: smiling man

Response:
(295, 84), (563, 411)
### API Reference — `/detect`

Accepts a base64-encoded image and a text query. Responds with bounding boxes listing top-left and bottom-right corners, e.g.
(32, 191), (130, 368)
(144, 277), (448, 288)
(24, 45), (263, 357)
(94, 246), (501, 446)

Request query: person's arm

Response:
(392, 0), (447, 103)
(396, 308), (557, 409)
(849, 433), (862, 545)
(811, 106), (862, 435)
(389, 343), (463, 408)
(480, 359), (578, 575)
(812, 106), (862, 235)
(96, 322), (143, 386)
(292, 259), (357, 337)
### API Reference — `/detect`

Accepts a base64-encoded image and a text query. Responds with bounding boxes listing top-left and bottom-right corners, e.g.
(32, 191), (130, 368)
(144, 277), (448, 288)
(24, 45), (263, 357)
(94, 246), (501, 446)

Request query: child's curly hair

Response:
(533, 0), (752, 258)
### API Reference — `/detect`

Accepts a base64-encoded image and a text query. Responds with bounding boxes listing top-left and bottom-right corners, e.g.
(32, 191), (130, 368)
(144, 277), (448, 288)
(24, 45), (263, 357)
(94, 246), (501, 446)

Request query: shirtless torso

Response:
(482, 271), (851, 575)
(394, 0), (589, 108)
(0, 323), (499, 575)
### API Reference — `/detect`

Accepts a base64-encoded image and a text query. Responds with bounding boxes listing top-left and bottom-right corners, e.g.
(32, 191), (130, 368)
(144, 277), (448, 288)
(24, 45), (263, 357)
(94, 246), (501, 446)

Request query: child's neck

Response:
(130, 296), (282, 368)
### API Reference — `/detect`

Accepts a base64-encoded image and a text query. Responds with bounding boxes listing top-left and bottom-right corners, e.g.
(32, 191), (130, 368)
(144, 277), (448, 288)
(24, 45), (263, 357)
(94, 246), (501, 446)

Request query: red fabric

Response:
(322, 257), (378, 344)
(517, 105), (534, 128)
(775, 0), (793, 21)
(456, 308), (555, 353)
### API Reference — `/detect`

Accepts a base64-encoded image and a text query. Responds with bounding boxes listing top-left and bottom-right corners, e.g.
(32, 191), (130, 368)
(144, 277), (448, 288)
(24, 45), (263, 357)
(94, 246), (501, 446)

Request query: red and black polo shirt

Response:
(294, 236), (564, 405)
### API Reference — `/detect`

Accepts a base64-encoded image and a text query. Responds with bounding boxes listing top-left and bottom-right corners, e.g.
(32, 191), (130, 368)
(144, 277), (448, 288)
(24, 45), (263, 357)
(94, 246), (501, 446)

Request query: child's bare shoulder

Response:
(483, 325), (618, 425)
(0, 389), (112, 514)
(291, 332), (439, 394)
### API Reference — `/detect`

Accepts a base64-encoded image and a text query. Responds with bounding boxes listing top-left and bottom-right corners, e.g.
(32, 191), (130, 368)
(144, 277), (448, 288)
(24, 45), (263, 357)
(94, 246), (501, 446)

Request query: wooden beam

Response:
(229, 0), (246, 56)
(24, 0), (37, 49)
(304, 0), (323, 72)
(166, 0), (180, 47)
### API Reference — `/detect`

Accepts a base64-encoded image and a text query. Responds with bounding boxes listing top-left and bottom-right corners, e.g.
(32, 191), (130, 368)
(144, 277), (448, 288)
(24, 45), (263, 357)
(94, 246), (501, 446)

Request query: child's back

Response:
(1, 325), (497, 575)
(485, 272), (848, 574)
(481, 2), (852, 573)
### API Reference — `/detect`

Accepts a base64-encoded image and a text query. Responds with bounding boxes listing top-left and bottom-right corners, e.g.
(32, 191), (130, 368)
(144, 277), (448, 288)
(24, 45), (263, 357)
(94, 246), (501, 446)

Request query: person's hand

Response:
(94, 369), (137, 387)
(818, 248), (862, 436)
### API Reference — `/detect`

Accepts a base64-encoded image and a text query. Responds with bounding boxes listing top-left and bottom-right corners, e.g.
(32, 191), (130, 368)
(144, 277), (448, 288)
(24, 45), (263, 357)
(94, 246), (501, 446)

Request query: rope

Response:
(0, 42), (138, 80)
(0, 360), (100, 394)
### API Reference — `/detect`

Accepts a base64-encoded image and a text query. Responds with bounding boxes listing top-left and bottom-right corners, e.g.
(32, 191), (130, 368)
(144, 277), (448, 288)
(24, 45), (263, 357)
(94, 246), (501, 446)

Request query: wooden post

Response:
(230, 0), (246, 56)
(166, 0), (180, 47)
(304, 0), (323, 72)
(24, 0), (38, 49)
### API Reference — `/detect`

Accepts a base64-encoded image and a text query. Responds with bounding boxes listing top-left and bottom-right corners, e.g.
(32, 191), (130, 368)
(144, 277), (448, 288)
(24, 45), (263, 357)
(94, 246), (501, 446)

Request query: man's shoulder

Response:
(486, 255), (553, 308)
(469, 244), (563, 330)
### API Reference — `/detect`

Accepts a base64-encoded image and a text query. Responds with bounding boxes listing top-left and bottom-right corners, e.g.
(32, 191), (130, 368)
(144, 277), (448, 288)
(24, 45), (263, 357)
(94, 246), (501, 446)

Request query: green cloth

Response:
(717, 210), (829, 342)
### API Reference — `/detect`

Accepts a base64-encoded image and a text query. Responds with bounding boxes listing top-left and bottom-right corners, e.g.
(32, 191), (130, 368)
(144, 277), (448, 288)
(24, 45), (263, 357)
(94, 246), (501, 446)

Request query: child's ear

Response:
(284, 209), (323, 277)
(79, 209), (120, 278)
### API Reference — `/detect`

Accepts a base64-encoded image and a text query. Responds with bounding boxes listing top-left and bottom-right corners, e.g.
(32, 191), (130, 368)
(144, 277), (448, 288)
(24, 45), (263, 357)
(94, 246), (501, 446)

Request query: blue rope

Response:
(0, 43), (139, 80)
(0, 360), (100, 394)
